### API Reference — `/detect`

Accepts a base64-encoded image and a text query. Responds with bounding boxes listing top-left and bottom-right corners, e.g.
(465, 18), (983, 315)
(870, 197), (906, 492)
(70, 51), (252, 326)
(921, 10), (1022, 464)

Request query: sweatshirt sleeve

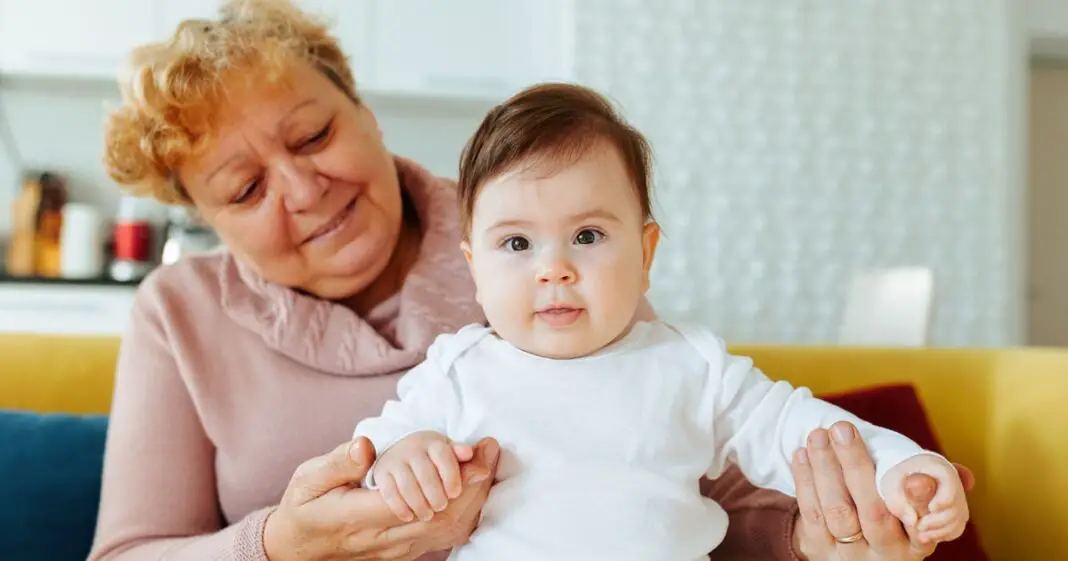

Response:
(87, 285), (271, 561)
(702, 466), (803, 561)
(688, 326), (933, 500)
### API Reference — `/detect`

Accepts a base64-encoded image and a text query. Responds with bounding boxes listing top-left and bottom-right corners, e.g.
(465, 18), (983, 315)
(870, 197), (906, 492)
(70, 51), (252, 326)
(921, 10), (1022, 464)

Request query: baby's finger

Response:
(955, 463), (976, 492)
(395, 464), (436, 522)
(930, 486), (962, 512)
(920, 523), (964, 545)
(410, 454), (450, 514)
(926, 463), (962, 511)
(917, 508), (965, 535)
(429, 440), (464, 500)
(887, 495), (918, 528)
(452, 442), (474, 462)
(380, 473), (415, 522)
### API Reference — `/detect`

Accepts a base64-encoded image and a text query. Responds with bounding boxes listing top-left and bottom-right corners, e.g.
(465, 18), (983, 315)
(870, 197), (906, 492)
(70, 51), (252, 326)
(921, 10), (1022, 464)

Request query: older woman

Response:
(88, 1), (967, 560)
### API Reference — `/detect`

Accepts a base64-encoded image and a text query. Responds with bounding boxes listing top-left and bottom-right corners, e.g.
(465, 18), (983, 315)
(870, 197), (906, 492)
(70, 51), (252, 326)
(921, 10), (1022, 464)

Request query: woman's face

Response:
(177, 61), (402, 300)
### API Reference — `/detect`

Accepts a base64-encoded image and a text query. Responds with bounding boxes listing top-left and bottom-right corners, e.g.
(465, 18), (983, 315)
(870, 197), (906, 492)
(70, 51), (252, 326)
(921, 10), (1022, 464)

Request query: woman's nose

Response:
(536, 259), (578, 285)
(279, 160), (329, 213)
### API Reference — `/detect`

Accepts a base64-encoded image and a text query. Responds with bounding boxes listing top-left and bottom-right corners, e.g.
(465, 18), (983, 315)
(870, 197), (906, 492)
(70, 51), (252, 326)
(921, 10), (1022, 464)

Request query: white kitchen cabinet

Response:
(156, 0), (225, 34)
(300, 0), (374, 92)
(365, 0), (574, 99)
(0, 0), (156, 80)
(0, 0), (573, 103)
(0, 283), (136, 336)
(137, 0), (375, 84)
(153, 0), (374, 94)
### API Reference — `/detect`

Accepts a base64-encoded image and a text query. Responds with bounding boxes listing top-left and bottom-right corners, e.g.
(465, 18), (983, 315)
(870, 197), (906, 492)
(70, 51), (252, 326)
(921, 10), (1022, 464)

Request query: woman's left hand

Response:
(790, 421), (975, 560)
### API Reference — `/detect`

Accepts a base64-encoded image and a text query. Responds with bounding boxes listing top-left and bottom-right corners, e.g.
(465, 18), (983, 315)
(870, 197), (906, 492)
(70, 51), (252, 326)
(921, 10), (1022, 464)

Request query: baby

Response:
(353, 83), (968, 560)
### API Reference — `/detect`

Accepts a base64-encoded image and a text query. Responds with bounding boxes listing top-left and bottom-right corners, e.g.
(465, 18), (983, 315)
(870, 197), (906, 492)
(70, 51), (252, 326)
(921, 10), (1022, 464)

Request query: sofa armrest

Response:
(984, 350), (1068, 561)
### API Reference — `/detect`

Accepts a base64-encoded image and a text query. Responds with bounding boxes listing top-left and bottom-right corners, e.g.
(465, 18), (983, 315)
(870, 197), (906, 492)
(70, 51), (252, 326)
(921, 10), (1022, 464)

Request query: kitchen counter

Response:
(0, 274), (139, 335)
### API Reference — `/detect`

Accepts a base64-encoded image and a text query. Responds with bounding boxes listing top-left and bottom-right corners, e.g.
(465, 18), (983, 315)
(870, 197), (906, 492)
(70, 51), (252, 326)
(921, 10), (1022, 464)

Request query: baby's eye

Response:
(504, 236), (531, 252)
(574, 229), (604, 245)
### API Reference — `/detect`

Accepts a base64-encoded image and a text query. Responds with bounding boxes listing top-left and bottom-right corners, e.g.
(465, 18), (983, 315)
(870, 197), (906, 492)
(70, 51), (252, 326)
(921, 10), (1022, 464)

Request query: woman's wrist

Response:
(262, 507), (290, 561)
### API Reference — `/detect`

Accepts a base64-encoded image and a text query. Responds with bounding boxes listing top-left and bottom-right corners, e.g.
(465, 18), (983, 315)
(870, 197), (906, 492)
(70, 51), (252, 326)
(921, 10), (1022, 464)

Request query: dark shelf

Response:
(0, 273), (142, 287)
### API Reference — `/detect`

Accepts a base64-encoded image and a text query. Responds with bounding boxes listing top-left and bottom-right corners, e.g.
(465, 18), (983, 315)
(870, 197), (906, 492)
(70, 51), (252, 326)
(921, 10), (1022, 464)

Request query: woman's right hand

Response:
(791, 422), (975, 560)
(263, 435), (500, 561)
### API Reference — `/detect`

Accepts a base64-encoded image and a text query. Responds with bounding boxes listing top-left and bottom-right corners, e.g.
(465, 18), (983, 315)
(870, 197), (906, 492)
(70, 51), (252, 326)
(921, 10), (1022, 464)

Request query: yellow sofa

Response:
(2, 333), (1066, 561)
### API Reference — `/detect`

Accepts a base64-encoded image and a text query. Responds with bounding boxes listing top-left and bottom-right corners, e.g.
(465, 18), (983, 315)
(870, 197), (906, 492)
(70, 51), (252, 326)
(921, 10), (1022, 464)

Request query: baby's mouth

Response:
(535, 305), (584, 327)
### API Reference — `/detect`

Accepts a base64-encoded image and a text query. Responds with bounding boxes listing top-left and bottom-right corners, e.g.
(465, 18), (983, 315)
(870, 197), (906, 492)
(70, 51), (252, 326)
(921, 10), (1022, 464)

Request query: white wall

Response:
(1029, 0), (1068, 41)
(1029, 0), (1068, 59)
(575, 0), (1027, 346)
(0, 2), (1033, 347)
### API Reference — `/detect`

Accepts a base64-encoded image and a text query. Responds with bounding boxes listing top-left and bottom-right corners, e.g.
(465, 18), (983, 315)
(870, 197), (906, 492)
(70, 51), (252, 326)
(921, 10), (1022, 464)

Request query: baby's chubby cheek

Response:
(473, 274), (531, 325)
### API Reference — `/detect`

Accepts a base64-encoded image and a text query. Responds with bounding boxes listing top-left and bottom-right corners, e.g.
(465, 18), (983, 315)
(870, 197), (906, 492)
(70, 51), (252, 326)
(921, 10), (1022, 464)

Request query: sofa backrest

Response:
(0, 333), (118, 414)
(3, 333), (1066, 560)
(737, 344), (1068, 561)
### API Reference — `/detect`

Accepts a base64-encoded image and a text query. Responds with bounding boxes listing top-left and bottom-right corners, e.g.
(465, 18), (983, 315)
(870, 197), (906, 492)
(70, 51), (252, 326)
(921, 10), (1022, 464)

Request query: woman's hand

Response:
(790, 421), (975, 560)
(263, 435), (500, 561)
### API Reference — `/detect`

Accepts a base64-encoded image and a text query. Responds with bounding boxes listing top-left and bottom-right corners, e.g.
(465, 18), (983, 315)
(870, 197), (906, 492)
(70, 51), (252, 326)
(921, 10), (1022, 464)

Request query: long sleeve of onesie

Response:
(352, 331), (466, 486)
(683, 325), (935, 498)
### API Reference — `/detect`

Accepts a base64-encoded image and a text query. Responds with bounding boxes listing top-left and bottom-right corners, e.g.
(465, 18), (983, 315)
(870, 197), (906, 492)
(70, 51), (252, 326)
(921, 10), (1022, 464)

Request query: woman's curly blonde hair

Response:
(103, 0), (356, 204)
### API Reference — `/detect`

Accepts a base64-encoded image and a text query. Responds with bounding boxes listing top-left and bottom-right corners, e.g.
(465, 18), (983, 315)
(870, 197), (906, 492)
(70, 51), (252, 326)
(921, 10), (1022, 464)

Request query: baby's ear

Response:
(460, 240), (473, 265)
(641, 222), (661, 291)
(459, 241), (481, 304)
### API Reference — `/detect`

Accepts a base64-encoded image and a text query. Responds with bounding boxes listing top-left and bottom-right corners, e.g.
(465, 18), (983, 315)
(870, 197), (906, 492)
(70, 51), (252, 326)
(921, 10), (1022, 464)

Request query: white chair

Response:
(838, 267), (935, 347)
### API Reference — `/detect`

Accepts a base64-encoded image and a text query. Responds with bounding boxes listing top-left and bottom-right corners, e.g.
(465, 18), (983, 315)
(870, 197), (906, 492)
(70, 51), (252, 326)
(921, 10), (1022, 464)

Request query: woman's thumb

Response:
(335, 437), (375, 481)
(904, 472), (937, 516)
(294, 437), (376, 503)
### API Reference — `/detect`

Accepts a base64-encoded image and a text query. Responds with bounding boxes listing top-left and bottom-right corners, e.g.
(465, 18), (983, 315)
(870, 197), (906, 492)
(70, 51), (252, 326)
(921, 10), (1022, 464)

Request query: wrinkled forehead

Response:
(179, 62), (331, 167)
(195, 63), (311, 137)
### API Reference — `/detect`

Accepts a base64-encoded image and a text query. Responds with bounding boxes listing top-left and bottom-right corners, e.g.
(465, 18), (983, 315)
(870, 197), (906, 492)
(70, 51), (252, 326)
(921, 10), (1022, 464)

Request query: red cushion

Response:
(820, 384), (988, 561)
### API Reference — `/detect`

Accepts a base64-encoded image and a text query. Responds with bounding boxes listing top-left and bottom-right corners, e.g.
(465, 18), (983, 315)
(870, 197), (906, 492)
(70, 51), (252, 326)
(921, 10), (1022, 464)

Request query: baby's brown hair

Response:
(457, 83), (654, 237)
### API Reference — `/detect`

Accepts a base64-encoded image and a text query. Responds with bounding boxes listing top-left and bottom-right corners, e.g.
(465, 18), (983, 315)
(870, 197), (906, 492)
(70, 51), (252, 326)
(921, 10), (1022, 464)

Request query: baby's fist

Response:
(372, 431), (474, 522)
(881, 454), (969, 544)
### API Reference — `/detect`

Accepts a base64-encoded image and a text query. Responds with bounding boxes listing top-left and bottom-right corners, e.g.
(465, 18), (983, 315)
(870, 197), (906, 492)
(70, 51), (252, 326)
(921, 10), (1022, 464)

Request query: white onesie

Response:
(353, 320), (931, 561)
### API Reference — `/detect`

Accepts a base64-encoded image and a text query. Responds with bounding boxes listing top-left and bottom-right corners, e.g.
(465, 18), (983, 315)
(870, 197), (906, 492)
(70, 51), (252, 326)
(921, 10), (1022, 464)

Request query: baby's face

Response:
(463, 140), (658, 359)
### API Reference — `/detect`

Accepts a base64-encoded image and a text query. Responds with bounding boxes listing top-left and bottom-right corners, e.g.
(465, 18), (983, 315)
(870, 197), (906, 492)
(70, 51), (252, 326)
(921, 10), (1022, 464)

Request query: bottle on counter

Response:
(33, 172), (67, 277)
(59, 203), (105, 279)
(4, 171), (67, 278)
(4, 172), (41, 276)
(109, 195), (160, 282)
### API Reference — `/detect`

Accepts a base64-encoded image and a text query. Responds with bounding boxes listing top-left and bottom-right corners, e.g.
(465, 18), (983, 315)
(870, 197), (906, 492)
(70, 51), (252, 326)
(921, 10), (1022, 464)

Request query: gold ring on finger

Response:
(834, 530), (864, 544)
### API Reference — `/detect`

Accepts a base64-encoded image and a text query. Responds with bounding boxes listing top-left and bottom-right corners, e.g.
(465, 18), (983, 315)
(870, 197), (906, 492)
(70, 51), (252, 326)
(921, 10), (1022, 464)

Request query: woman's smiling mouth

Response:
(303, 197), (357, 245)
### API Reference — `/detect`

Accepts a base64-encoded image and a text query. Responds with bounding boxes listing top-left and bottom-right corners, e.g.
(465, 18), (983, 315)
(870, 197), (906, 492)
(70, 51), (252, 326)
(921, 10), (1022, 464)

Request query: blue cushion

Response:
(0, 409), (108, 561)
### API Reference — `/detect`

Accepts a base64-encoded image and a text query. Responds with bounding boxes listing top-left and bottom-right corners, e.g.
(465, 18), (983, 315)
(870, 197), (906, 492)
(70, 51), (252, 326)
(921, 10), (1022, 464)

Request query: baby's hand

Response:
(881, 454), (969, 544)
(372, 430), (474, 522)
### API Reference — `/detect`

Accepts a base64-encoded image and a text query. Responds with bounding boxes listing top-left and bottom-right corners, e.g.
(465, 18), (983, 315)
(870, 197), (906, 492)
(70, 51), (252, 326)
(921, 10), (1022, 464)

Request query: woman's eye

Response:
(233, 178), (262, 204)
(306, 125), (329, 145)
(575, 229), (604, 245)
(504, 236), (531, 252)
(297, 123), (331, 151)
